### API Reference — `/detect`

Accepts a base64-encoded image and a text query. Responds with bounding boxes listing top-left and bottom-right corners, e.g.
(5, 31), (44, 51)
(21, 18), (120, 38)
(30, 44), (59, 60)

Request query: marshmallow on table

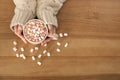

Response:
(59, 33), (63, 38)
(43, 50), (47, 54)
(64, 43), (69, 47)
(64, 33), (68, 36)
(32, 56), (35, 61)
(57, 42), (61, 46)
(37, 61), (42, 66)
(38, 54), (42, 58)
(20, 54), (24, 58)
(20, 47), (24, 52)
(35, 47), (39, 50)
(56, 48), (61, 52)
(22, 55), (26, 60)
(47, 52), (51, 57)
(13, 41), (17, 46)
(13, 47), (17, 52)
(44, 44), (47, 47)
(16, 53), (19, 58)
(30, 48), (34, 53)
(52, 37), (58, 40)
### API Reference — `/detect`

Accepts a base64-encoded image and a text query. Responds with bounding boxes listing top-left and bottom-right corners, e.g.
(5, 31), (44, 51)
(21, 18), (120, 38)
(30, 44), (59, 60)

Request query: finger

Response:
(19, 35), (28, 44)
(16, 26), (28, 44)
(17, 26), (23, 36)
(47, 25), (56, 37)
(48, 33), (58, 37)
(48, 31), (57, 38)
(51, 34), (58, 40)
(41, 38), (52, 46)
(14, 26), (22, 38)
(14, 26), (18, 35)
(16, 31), (27, 44)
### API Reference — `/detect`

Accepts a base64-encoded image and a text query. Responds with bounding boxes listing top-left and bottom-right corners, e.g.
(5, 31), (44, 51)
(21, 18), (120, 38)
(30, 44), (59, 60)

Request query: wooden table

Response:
(0, 0), (120, 80)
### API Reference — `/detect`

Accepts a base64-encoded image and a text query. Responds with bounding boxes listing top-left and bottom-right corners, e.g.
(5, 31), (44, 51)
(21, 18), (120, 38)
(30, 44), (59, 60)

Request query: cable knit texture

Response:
(10, 0), (66, 32)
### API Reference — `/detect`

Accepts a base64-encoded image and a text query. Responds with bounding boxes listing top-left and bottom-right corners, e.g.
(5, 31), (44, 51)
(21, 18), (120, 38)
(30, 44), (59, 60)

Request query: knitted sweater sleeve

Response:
(37, 0), (66, 28)
(10, 0), (36, 32)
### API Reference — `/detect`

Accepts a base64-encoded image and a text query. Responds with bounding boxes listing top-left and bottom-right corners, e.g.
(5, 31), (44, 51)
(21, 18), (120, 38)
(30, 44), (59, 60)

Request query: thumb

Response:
(17, 26), (28, 44)
(47, 24), (58, 38)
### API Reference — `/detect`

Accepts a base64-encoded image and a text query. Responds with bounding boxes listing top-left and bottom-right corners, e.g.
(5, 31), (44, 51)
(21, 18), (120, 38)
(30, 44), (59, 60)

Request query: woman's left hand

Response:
(41, 24), (58, 46)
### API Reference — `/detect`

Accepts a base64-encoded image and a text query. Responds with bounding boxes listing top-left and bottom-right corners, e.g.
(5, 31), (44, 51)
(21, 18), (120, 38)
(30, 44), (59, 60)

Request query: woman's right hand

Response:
(14, 25), (27, 44)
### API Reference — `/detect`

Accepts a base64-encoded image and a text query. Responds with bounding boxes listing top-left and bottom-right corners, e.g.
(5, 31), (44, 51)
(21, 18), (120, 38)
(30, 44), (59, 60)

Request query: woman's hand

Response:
(14, 25), (28, 44)
(41, 24), (58, 46)
(13, 24), (57, 45)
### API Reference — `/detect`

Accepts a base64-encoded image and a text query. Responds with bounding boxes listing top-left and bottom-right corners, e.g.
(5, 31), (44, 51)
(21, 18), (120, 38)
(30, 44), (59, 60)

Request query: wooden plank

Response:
(0, 75), (120, 80)
(0, 37), (120, 56)
(0, 0), (14, 22)
(0, 57), (120, 77)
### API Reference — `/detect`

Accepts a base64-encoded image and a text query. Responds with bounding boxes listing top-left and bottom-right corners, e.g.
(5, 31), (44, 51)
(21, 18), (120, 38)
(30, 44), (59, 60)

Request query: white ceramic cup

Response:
(23, 19), (48, 45)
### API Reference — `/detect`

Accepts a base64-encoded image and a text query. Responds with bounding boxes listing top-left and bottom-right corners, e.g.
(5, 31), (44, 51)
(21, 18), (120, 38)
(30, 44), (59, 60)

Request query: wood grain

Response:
(0, 0), (120, 80)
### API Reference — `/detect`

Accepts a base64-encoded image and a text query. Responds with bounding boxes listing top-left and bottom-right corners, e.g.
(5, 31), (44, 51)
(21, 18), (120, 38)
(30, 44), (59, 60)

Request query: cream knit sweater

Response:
(10, 0), (66, 31)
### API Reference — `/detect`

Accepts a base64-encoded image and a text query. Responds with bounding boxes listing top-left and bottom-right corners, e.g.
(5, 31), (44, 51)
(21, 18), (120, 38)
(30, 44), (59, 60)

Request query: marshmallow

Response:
(13, 41), (17, 46)
(20, 48), (24, 52)
(64, 33), (68, 37)
(38, 54), (42, 58)
(30, 48), (34, 53)
(56, 48), (61, 52)
(64, 43), (69, 47)
(59, 33), (63, 37)
(47, 52), (51, 57)
(35, 47), (39, 50)
(43, 50), (47, 54)
(37, 61), (42, 66)
(13, 47), (17, 52)
(44, 44), (47, 47)
(20, 54), (24, 58)
(16, 53), (19, 58)
(22, 55), (26, 60)
(57, 42), (61, 46)
(32, 56), (35, 61)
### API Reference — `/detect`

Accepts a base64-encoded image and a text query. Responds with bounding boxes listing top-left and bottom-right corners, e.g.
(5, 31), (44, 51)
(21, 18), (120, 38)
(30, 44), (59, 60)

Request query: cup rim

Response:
(23, 19), (48, 44)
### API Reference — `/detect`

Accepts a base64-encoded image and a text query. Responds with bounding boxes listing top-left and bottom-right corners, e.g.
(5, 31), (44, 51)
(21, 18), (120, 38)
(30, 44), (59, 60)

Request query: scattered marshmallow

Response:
(32, 56), (35, 61)
(64, 33), (68, 37)
(35, 47), (39, 50)
(12, 32), (69, 64)
(57, 42), (61, 46)
(44, 44), (47, 47)
(47, 52), (51, 57)
(30, 48), (34, 53)
(37, 61), (42, 66)
(51, 34), (58, 40)
(22, 55), (26, 60)
(16, 52), (26, 59)
(20, 47), (24, 52)
(52, 37), (58, 40)
(56, 48), (61, 52)
(59, 33), (63, 37)
(13, 47), (17, 52)
(16, 53), (19, 58)
(64, 43), (69, 47)
(43, 50), (47, 54)
(13, 41), (17, 46)
(38, 54), (42, 58)
(20, 54), (24, 58)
